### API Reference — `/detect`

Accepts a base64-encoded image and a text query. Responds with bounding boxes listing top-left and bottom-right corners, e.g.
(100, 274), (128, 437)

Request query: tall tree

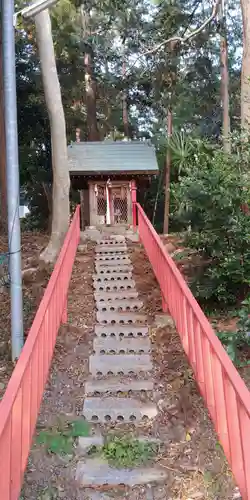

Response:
(219, 1), (231, 151)
(84, 48), (99, 140)
(240, 0), (250, 130)
(35, 9), (70, 263)
(80, 5), (99, 141)
(122, 59), (130, 138)
(163, 105), (173, 234)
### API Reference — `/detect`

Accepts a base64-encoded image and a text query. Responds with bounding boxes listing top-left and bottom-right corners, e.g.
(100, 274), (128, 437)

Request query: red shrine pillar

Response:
(106, 179), (112, 225)
(130, 180), (137, 230)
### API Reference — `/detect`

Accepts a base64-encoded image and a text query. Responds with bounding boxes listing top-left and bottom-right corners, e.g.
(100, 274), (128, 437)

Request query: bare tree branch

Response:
(181, 0), (202, 38)
(123, 0), (221, 77)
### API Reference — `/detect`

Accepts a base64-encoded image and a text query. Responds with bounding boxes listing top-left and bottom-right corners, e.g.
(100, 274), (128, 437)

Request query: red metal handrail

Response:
(0, 206), (80, 500)
(137, 203), (250, 500)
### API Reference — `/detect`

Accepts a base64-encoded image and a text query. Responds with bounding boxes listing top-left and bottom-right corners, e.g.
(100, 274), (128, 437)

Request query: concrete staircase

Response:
(81, 226), (139, 243)
(75, 235), (167, 498)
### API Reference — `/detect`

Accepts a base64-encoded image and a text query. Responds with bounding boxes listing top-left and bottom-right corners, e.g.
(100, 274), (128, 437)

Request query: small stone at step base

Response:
(154, 315), (174, 328)
(78, 244), (88, 253)
(77, 435), (104, 455)
(126, 233), (139, 242)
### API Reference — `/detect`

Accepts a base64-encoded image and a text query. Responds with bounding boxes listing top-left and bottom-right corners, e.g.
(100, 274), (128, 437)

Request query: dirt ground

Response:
(0, 232), (50, 400)
(19, 240), (241, 500)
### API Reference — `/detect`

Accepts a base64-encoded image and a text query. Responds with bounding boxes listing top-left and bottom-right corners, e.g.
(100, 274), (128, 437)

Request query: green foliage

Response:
(237, 296), (250, 334)
(70, 419), (90, 437)
(216, 297), (250, 366)
(36, 419), (89, 455)
(168, 131), (195, 175)
(100, 436), (158, 468)
(21, 213), (48, 232)
(37, 431), (74, 455)
(173, 136), (250, 305)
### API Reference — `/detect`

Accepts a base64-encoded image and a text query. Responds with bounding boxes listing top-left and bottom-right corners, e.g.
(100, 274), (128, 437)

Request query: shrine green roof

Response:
(68, 140), (159, 176)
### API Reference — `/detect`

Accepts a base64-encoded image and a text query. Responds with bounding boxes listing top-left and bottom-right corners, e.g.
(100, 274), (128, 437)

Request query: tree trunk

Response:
(85, 51), (99, 141)
(219, 5), (231, 151)
(122, 91), (129, 139)
(35, 10), (70, 263)
(240, 0), (250, 131)
(0, 27), (7, 234)
(163, 108), (173, 235)
(122, 62), (130, 139)
(152, 168), (163, 227)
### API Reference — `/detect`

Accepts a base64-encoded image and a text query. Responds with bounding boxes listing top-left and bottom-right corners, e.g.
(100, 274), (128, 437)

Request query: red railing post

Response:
(130, 180), (137, 230)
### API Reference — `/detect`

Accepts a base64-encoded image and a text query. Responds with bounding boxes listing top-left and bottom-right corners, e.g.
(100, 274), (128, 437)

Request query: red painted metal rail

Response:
(0, 206), (80, 500)
(137, 203), (250, 499)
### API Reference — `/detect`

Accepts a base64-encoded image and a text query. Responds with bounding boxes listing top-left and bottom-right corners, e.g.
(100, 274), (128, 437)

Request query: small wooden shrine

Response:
(68, 140), (159, 228)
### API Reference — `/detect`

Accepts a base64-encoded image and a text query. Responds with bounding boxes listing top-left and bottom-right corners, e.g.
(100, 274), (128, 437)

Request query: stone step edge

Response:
(92, 335), (150, 355)
(82, 397), (158, 424)
(89, 353), (152, 376)
(75, 458), (167, 486)
(85, 376), (154, 395)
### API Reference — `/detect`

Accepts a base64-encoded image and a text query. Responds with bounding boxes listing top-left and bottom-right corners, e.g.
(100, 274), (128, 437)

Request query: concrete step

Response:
(94, 324), (148, 338)
(93, 273), (133, 282)
(93, 280), (136, 291)
(95, 245), (127, 253)
(95, 252), (129, 258)
(96, 298), (143, 313)
(95, 269), (133, 279)
(96, 311), (148, 325)
(94, 290), (139, 301)
(97, 225), (131, 235)
(95, 265), (133, 275)
(80, 491), (157, 500)
(76, 459), (166, 487)
(82, 397), (158, 423)
(95, 258), (131, 266)
(85, 376), (154, 395)
(89, 354), (152, 376)
(99, 235), (126, 242)
(93, 336), (151, 355)
(95, 256), (130, 264)
(98, 240), (126, 246)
